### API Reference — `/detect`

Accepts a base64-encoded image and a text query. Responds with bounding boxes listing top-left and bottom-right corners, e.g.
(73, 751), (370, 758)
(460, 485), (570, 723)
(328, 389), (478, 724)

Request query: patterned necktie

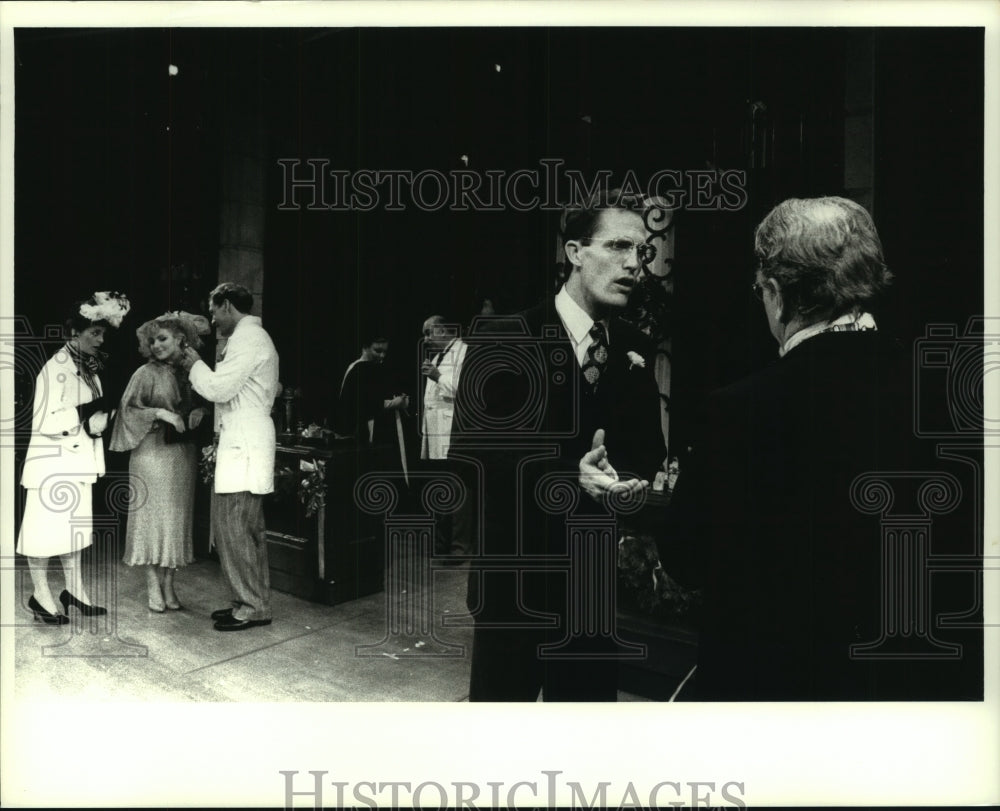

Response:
(582, 323), (609, 390)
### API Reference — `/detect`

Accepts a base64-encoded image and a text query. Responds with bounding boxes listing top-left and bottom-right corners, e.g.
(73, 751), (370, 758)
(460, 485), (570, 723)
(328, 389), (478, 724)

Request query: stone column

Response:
(844, 31), (875, 212)
(217, 113), (267, 317)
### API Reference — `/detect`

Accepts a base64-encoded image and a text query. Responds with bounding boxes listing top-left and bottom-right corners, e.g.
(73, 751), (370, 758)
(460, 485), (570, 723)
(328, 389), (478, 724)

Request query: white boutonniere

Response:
(626, 351), (646, 370)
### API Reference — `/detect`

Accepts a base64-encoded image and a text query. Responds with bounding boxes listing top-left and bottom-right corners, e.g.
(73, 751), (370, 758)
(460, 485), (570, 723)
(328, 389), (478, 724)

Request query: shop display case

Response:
(263, 441), (384, 605)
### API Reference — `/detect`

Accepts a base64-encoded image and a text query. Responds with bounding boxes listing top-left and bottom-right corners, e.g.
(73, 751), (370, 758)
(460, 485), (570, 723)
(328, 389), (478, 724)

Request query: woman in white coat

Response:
(17, 292), (130, 624)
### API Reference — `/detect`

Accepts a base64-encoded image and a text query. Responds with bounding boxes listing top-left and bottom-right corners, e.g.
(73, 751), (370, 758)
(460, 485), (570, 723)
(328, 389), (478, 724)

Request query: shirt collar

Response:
(780, 311), (878, 357)
(438, 337), (457, 358)
(233, 315), (261, 335)
(555, 285), (608, 346)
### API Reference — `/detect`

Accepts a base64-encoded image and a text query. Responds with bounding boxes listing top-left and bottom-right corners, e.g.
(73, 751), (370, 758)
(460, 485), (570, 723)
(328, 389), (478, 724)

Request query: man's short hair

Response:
(209, 282), (254, 315)
(754, 196), (893, 322)
(560, 187), (647, 245)
(556, 187), (648, 287)
(362, 334), (389, 349)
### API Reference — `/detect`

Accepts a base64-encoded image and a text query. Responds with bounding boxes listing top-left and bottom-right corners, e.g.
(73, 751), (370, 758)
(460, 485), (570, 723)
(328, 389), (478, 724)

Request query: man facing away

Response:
(179, 282), (280, 632)
(583, 196), (981, 700)
(451, 189), (666, 701)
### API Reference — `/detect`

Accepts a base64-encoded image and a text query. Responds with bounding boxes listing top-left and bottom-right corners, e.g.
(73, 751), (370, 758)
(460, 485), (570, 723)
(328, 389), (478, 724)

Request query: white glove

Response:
(88, 411), (109, 436)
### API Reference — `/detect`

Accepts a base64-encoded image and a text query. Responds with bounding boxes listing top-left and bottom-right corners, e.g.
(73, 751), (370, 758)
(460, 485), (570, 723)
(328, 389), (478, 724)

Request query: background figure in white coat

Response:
(178, 282), (279, 632)
(419, 315), (469, 560)
(18, 291), (130, 623)
(419, 315), (466, 461)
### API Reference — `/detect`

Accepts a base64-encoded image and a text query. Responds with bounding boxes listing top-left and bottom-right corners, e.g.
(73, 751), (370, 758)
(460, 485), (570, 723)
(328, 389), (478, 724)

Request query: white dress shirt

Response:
(554, 284), (609, 367)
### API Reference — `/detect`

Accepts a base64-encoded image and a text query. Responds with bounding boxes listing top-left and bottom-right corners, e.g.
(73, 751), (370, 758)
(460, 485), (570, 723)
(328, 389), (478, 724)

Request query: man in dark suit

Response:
(583, 196), (981, 700)
(451, 190), (667, 701)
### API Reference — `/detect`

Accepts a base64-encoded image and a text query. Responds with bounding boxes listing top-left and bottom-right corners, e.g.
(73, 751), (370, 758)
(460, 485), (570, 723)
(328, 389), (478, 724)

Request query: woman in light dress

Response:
(18, 291), (130, 624)
(109, 312), (209, 612)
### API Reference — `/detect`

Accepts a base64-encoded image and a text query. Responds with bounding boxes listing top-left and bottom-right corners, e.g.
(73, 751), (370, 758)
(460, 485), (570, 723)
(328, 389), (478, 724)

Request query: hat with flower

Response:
(77, 291), (131, 328)
(136, 311), (211, 358)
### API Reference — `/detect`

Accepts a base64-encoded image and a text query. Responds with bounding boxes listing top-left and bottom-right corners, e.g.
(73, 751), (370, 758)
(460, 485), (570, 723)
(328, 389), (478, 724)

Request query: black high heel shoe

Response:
(59, 589), (107, 617)
(28, 596), (69, 626)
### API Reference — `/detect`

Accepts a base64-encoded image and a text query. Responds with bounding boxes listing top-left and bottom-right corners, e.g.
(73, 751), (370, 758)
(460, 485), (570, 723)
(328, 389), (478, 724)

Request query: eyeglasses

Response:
(578, 237), (657, 265)
(751, 280), (765, 301)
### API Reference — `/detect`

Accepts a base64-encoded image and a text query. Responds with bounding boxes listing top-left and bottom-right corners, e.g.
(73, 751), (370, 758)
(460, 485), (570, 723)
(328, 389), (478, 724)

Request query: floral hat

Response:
(78, 291), (131, 328)
(136, 311), (211, 358)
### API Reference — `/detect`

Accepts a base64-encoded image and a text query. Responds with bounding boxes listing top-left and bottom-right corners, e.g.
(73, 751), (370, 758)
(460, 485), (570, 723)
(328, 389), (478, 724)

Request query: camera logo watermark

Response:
(351, 318), (656, 660)
(844, 317), (996, 661)
(913, 318), (999, 438)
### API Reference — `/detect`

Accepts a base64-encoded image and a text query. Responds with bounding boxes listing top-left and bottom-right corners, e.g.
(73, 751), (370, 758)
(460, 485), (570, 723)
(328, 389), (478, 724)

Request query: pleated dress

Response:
(109, 361), (198, 568)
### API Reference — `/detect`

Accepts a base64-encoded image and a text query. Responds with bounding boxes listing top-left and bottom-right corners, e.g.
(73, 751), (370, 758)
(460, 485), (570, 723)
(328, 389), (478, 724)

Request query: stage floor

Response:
(11, 555), (656, 703)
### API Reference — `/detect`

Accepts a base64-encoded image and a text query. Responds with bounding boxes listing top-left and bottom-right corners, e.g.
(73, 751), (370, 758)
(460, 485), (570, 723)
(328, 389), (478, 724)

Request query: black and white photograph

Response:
(1, 1), (997, 807)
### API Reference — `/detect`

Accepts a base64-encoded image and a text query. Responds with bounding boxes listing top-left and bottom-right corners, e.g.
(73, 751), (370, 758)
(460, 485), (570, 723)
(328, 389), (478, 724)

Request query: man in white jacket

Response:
(419, 315), (466, 461)
(179, 283), (280, 631)
(419, 315), (469, 560)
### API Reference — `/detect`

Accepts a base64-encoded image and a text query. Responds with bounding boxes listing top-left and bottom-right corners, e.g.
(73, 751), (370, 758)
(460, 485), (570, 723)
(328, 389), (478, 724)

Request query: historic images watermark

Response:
(280, 769), (748, 809)
(277, 158), (748, 213)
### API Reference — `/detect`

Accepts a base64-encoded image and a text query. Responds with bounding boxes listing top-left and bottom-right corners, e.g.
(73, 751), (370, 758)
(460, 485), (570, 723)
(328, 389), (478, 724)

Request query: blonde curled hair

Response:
(135, 311), (210, 359)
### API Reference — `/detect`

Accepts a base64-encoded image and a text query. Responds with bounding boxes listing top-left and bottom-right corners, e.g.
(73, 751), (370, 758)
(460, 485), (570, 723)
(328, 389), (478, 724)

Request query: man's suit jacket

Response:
(450, 297), (666, 623)
(666, 330), (981, 700)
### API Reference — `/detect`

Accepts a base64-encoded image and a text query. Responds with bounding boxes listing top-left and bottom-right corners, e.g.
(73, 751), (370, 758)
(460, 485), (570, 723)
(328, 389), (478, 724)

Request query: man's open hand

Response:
(579, 428), (649, 502)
